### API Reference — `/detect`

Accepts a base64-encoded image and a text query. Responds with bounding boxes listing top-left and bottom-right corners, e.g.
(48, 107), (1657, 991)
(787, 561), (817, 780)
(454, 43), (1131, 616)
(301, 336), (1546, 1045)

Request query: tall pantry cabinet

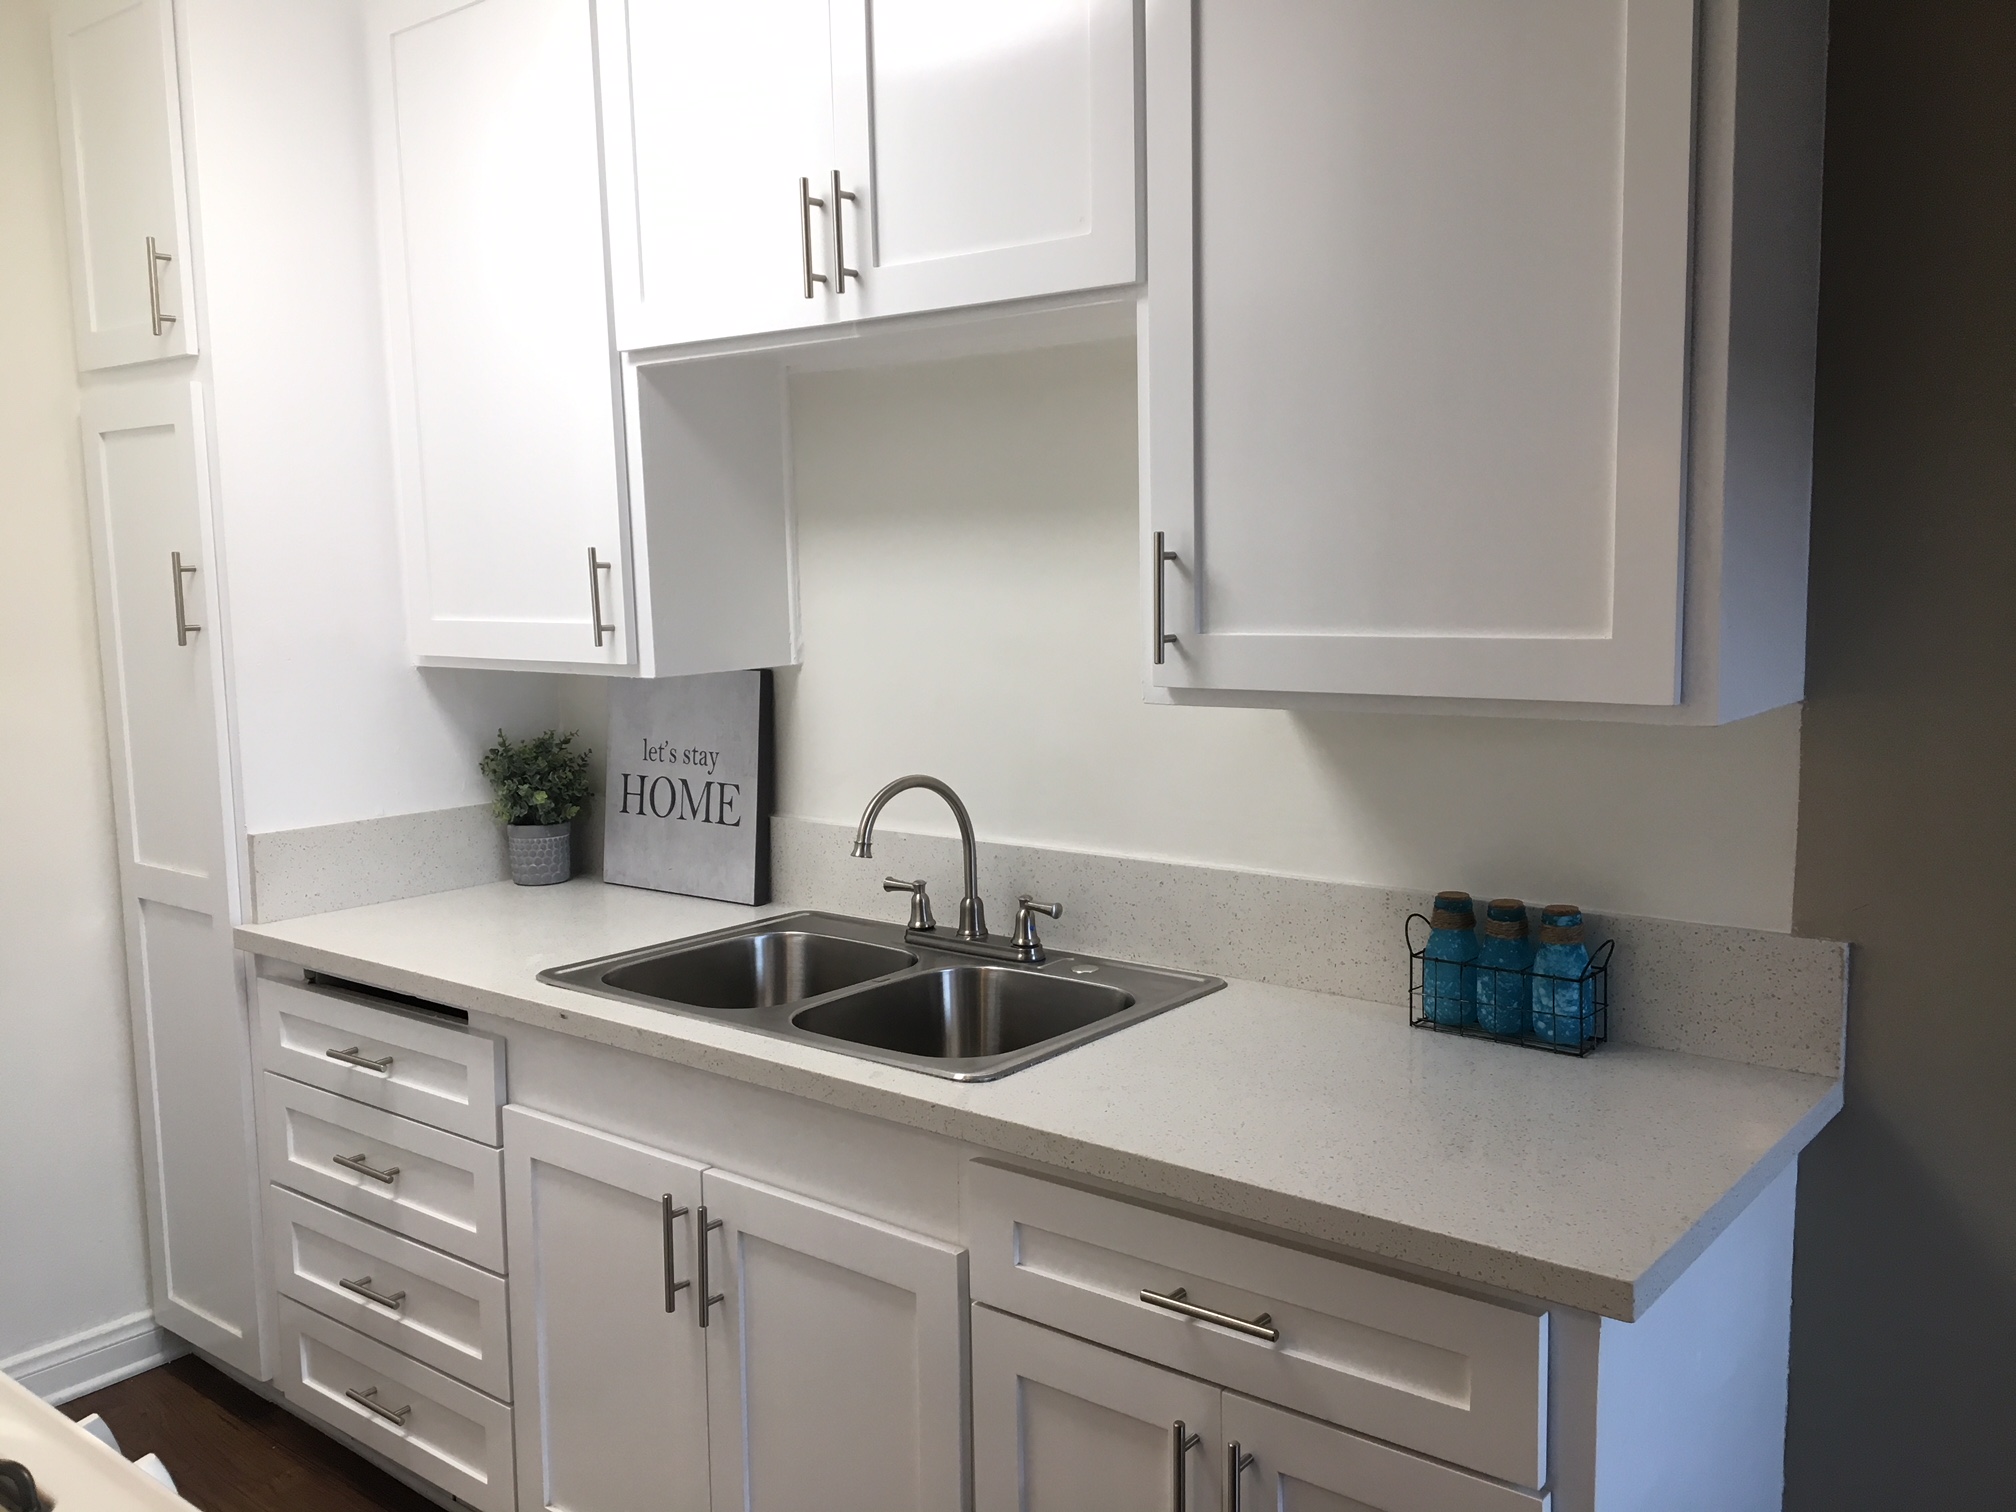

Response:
(50, 0), (267, 1375)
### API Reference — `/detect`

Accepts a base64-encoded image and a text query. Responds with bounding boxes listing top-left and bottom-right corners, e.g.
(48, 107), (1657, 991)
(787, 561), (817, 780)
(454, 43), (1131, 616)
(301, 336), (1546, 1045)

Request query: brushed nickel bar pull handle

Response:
(1170, 1421), (1201, 1512)
(662, 1196), (691, 1313)
(325, 1046), (394, 1073)
(146, 236), (176, 335)
(800, 177), (829, 299)
(829, 169), (858, 291)
(696, 1205), (724, 1328)
(588, 548), (616, 647)
(334, 1152), (400, 1185)
(1139, 1286), (1279, 1342)
(345, 1385), (412, 1427)
(1225, 1442), (1254, 1512)
(170, 552), (201, 645)
(338, 1275), (406, 1311)
(1152, 532), (1178, 664)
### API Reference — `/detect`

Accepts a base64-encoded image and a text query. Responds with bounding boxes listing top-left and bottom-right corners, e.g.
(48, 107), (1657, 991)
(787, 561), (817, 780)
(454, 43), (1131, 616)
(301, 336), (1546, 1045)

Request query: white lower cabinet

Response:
(973, 1304), (1222, 1512)
(974, 1307), (1545, 1512)
(503, 1105), (710, 1512)
(502, 1106), (969, 1512)
(1221, 1393), (1546, 1512)
(702, 1168), (969, 1512)
(279, 1296), (516, 1512)
(266, 1185), (512, 1401)
(259, 1073), (506, 1270)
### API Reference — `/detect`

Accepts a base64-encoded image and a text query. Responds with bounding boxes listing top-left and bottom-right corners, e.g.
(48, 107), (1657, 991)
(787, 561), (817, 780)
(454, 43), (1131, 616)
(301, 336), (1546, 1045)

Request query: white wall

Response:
(0, 0), (154, 1363)
(779, 342), (1804, 931)
(176, 0), (555, 836)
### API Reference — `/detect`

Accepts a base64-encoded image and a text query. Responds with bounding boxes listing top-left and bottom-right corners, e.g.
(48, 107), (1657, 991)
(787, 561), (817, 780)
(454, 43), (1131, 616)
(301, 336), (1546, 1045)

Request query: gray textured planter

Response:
(506, 822), (572, 886)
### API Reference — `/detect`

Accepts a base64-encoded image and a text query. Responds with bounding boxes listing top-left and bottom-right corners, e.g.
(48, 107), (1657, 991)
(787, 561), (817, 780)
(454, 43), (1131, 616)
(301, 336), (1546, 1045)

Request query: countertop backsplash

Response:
(247, 806), (1848, 1079)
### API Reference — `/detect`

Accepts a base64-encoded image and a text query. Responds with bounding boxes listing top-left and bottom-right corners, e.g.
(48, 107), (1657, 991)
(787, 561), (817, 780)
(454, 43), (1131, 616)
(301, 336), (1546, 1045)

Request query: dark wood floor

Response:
(62, 1356), (441, 1512)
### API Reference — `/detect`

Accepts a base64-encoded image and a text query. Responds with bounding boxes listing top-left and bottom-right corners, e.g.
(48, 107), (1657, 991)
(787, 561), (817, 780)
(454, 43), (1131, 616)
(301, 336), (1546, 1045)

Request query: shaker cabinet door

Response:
(828, 0), (1142, 320)
(599, 0), (848, 350)
(1144, 0), (1699, 704)
(503, 1107), (712, 1512)
(50, 0), (199, 368)
(366, 0), (632, 668)
(972, 1305), (1222, 1512)
(702, 1168), (969, 1512)
(1220, 1393), (1548, 1512)
(80, 379), (264, 1376)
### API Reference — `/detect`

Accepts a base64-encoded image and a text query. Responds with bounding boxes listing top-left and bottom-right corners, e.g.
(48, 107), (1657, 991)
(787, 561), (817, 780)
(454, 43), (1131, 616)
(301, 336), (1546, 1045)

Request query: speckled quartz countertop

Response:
(236, 879), (1841, 1321)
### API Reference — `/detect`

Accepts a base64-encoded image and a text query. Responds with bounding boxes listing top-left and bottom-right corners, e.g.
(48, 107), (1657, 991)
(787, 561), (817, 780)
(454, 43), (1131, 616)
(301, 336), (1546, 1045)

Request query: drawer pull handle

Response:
(334, 1152), (401, 1184)
(1139, 1286), (1279, 1342)
(696, 1205), (725, 1328)
(662, 1196), (691, 1313)
(1225, 1442), (1255, 1511)
(1170, 1420), (1201, 1512)
(345, 1385), (412, 1428)
(338, 1275), (407, 1311)
(325, 1046), (394, 1073)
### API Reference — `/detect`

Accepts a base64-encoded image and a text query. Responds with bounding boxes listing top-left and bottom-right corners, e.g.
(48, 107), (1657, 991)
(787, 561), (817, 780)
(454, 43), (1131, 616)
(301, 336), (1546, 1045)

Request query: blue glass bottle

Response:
(1530, 905), (1594, 1046)
(1475, 898), (1533, 1036)
(1422, 891), (1478, 1026)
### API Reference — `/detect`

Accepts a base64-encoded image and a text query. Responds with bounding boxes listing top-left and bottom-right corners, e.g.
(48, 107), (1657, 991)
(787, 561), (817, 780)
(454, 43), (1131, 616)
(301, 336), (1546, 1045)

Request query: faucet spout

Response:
(852, 775), (988, 941)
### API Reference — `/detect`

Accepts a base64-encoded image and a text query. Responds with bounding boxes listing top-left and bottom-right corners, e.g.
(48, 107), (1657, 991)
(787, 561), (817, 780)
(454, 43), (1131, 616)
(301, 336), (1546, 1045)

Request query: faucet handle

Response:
(884, 877), (936, 933)
(1012, 896), (1063, 958)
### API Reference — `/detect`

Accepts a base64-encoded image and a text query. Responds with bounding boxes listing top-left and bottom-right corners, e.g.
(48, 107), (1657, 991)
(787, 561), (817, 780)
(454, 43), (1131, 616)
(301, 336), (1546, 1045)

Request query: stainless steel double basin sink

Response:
(540, 911), (1224, 1081)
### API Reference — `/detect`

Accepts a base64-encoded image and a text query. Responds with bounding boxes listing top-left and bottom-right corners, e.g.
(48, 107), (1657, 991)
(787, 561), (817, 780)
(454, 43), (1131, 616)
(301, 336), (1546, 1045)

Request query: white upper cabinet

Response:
(50, 0), (199, 368)
(829, 0), (1142, 320)
(599, 0), (848, 350)
(1142, 0), (1827, 719)
(601, 0), (1143, 351)
(367, 0), (633, 668)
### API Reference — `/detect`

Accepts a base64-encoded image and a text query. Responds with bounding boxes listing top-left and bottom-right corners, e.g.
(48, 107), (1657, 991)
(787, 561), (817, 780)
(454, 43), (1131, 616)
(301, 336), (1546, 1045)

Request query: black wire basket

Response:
(1405, 914), (1615, 1056)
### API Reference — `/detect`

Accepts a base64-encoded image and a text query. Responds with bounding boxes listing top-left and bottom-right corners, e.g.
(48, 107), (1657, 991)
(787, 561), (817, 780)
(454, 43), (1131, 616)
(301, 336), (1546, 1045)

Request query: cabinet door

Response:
(972, 1305), (1221, 1512)
(1143, 0), (1698, 704)
(1221, 1393), (1547, 1512)
(829, 0), (1141, 320)
(79, 379), (263, 1376)
(50, 0), (199, 368)
(702, 1169), (968, 1512)
(366, 0), (632, 668)
(599, 0), (848, 349)
(503, 1106), (711, 1512)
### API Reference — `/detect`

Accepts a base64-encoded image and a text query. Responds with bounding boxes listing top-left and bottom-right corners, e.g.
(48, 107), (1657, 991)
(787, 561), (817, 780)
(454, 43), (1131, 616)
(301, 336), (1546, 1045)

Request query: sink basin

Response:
(593, 930), (915, 1011)
(540, 911), (1224, 1081)
(792, 966), (1135, 1059)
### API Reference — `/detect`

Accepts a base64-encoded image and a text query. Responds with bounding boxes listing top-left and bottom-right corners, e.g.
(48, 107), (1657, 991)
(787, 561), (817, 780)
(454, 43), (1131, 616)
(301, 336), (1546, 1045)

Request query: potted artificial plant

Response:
(481, 729), (593, 886)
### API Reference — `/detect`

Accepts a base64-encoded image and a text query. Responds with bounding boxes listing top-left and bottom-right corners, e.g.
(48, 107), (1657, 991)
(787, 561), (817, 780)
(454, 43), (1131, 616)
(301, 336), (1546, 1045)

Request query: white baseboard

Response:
(0, 1311), (189, 1405)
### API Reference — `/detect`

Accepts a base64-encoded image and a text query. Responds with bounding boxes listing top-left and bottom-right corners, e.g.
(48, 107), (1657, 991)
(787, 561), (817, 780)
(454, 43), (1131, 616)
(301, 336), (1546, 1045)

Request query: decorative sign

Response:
(603, 671), (771, 905)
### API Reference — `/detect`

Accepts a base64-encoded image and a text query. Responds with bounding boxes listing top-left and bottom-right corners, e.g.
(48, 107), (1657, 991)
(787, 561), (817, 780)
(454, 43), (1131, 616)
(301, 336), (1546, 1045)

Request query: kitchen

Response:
(2, 1), (2009, 1510)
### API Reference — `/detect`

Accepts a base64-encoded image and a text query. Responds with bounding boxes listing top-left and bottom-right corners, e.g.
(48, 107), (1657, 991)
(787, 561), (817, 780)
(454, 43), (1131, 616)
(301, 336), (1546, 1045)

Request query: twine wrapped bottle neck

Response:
(1429, 890), (1475, 932)
(1538, 903), (1585, 945)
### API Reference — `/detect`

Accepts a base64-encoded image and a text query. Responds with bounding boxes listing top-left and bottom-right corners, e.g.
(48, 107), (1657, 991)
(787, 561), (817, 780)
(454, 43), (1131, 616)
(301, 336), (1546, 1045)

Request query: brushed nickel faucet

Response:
(851, 775), (1062, 963)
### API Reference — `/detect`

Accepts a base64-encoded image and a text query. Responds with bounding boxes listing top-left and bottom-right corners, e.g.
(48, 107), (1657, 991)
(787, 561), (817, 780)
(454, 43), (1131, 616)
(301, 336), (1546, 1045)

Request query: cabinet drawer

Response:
(256, 975), (503, 1143)
(265, 1184), (511, 1400)
(276, 1297), (513, 1512)
(963, 1162), (1547, 1489)
(260, 1074), (504, 1270)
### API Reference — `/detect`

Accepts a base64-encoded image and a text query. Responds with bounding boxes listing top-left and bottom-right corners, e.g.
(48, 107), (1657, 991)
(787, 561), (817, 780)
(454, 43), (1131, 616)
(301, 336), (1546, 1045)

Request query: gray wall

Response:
(1785, 2), (2016, 1504)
